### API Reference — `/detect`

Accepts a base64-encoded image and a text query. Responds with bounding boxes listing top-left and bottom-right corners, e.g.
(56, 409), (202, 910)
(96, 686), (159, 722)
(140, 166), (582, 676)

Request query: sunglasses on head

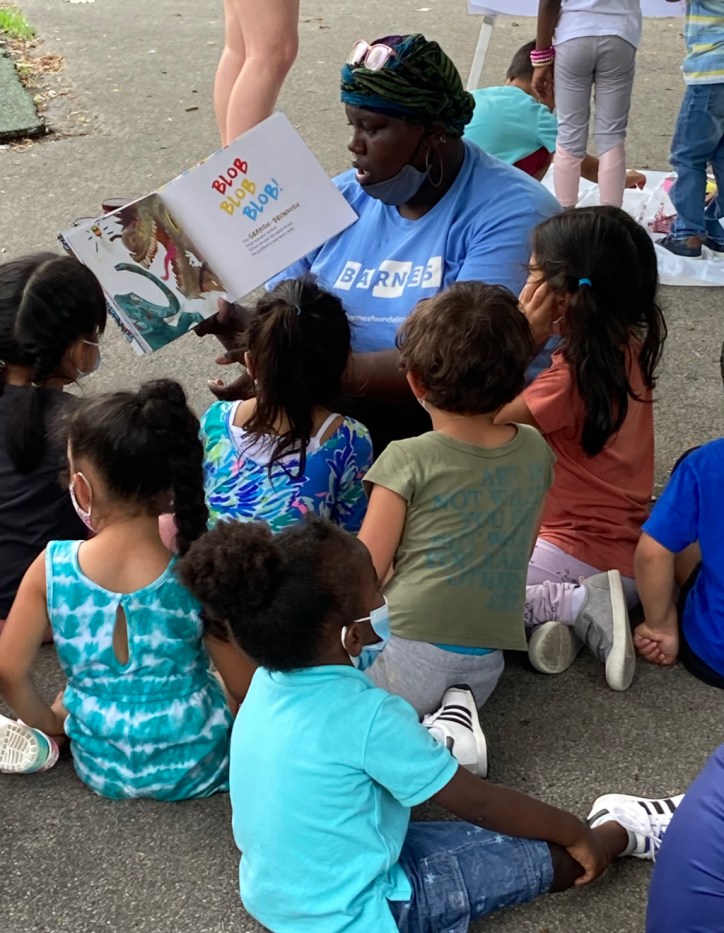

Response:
(347, 38), (402, 71)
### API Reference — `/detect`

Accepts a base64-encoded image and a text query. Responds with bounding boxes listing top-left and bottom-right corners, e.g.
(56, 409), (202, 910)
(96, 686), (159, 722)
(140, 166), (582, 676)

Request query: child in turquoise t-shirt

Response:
(178, 515), (678, 933)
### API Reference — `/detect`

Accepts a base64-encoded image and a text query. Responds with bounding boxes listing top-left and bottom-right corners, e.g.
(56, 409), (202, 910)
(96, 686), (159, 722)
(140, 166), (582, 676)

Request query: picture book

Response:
(59, 113), (358, 354)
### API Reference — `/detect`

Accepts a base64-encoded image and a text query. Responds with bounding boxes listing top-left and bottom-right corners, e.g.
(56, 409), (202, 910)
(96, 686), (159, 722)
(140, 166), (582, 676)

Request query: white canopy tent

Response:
(466, 1), (686, 90)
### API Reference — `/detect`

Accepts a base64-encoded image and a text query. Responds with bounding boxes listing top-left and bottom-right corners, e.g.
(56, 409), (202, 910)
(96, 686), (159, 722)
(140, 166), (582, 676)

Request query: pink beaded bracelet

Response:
(530, 46), (555, 67)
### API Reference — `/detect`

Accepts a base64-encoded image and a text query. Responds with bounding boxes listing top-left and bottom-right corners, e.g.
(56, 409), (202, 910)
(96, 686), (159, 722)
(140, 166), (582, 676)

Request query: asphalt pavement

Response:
(1, 3), (723, 932)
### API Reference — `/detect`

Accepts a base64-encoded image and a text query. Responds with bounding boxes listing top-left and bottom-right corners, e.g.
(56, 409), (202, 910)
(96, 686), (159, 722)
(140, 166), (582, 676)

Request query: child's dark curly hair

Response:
(178, 516), (365, 671)
(67, 378), (207, 555)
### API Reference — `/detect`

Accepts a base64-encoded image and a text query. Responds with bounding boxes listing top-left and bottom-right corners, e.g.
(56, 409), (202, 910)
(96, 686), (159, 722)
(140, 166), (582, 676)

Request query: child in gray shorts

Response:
(358, 282), (555, 777)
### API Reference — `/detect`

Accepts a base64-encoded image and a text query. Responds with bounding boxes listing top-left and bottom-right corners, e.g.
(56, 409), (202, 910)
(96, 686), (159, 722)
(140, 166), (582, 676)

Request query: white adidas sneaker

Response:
(422, 684), (488, 778)
(0, 714), (59, 774)
(587, 792), (683, 860)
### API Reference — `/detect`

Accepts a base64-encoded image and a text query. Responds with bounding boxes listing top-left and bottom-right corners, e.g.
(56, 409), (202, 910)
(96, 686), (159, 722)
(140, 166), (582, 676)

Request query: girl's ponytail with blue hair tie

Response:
(578, 277), (592, 287)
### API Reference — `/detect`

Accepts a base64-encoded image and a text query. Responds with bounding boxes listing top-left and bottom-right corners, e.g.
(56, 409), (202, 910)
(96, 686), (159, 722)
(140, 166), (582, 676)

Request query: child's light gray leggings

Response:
(554, 35), (636, 207)
(366, 636), (504, 717)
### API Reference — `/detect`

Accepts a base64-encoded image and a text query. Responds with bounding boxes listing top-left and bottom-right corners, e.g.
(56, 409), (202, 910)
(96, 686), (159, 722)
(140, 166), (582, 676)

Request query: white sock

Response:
(570, 585), (586, 620)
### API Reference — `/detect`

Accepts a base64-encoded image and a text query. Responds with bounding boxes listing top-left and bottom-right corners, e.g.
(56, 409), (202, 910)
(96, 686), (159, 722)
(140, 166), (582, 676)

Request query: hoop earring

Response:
(425, 146), (444, 188)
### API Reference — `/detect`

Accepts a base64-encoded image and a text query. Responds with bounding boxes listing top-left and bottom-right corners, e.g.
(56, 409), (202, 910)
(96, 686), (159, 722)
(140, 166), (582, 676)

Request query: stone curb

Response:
(0, 47), (43, 141)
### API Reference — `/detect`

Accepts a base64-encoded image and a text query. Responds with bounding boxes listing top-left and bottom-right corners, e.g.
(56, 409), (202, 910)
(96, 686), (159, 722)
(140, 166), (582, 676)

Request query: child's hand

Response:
(566, 824), (611, 886)
(634, 611), (679, 666)
(625, 170), (647, 190)
(207, 370), (255, 402)
(519, 277), (559, 345)
(48, 690), (69, 739)
(532, 64), (553, 103)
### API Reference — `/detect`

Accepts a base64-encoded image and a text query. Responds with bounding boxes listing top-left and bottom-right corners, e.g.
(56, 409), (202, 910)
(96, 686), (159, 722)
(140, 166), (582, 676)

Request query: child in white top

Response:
(533, 0), (642, 207)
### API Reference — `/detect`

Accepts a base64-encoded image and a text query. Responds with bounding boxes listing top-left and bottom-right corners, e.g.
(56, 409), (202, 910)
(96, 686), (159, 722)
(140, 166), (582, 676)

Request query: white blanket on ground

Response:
(540, 170), (724, 288)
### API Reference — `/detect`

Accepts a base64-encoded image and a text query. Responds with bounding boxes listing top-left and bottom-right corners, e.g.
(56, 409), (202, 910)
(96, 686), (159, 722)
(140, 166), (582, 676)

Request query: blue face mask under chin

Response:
(362, 163), (428, 206)
(341, 598), (391, 671)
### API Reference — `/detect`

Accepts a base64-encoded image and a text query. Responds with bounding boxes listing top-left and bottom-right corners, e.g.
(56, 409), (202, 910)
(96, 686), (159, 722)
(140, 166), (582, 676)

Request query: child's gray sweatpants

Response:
(366, 635), (504, 717)
(554, 34), (636, 158)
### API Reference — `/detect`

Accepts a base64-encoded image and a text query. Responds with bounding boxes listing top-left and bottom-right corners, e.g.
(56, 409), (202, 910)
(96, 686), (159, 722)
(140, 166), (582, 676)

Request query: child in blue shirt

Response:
(634, 439), (724, 688)
(179, 515), (678, 933)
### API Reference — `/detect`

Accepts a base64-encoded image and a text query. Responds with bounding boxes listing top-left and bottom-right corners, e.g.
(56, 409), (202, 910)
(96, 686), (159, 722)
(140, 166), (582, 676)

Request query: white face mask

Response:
(69, 472), (94, 532)
(77, 339), (101, 379)
(340, 598), (390, 671)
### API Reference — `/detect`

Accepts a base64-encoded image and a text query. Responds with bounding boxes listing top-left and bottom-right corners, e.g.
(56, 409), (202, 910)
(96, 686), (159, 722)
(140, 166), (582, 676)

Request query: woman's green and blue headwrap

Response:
(340, 34), (475, 137)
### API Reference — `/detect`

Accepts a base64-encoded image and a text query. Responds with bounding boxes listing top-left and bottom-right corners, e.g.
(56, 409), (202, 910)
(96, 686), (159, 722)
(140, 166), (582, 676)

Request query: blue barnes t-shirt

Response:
(229, 665), (457, 933)
(268, 141), (560, 352)
(643, 440), (724, 675)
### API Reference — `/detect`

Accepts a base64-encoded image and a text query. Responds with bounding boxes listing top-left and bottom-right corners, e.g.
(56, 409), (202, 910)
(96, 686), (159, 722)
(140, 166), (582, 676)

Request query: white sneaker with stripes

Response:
(422, 684), (488, 778)
(587, 792), (684, 860)
(0, 714), (59, 774)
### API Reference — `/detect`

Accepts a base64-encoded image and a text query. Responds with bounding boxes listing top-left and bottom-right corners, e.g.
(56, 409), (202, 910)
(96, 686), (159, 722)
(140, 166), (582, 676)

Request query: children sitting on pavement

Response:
(0, 380), (252, 791)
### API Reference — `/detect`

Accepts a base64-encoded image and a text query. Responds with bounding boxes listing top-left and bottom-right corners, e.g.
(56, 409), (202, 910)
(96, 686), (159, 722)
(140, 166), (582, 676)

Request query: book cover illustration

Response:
(62, 193), (223, 354)
(61, 113), (358, 355)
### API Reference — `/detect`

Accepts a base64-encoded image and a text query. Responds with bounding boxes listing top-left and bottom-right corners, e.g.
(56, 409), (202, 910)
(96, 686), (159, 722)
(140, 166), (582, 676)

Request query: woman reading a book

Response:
(200, 34), (560, 453)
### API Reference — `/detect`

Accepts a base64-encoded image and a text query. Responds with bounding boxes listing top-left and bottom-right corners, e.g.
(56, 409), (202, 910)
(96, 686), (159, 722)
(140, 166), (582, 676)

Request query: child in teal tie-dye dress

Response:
(0, 380), (252, 797)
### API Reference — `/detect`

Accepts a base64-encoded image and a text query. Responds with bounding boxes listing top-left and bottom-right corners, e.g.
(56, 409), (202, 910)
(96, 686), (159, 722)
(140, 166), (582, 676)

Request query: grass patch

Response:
(0, 6), (36, 40)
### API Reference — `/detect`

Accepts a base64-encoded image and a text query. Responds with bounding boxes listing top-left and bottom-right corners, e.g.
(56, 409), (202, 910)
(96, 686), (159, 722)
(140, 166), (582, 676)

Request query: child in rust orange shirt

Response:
(497, 206), (666, 691)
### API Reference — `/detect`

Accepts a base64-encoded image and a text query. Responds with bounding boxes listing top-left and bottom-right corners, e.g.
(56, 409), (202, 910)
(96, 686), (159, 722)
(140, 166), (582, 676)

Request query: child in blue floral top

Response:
(201, 279), (372, 533)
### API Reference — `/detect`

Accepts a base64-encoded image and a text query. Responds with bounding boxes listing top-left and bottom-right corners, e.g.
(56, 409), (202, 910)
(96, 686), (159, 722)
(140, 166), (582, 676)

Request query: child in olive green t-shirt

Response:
(359, 282), (554, 776)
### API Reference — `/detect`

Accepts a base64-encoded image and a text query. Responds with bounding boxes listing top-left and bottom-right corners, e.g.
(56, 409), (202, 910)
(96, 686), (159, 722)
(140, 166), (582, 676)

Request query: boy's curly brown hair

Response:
(396, 282), (536, 415)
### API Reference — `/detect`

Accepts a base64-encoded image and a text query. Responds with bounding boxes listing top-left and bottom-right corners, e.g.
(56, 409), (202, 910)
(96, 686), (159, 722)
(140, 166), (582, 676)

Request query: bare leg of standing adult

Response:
(215, 0), (299, 147)
(214, 0), (246, 145)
